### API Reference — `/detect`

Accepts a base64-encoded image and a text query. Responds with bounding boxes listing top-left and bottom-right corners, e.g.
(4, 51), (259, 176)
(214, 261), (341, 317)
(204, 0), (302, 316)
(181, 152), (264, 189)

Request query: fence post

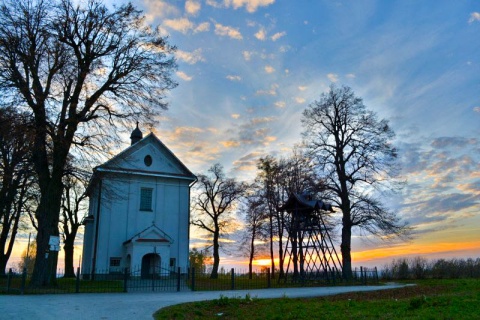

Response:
(75, 267), (80, 293)
(375, 267), (378, 284)
(7, 268), (12, 293)
(123, 267), (128, 293)
(267, 268), (271, 288)
(191, 267), (195, 291)
(20, 267), (27, 295)
(360, 267), (364, 284)
(231, 268), (235, 290)
(177, 267), (181, 292)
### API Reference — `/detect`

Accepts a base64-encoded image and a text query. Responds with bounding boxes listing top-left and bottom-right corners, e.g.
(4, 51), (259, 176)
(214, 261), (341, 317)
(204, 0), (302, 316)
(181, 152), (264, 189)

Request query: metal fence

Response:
(0, 266), (378, 295)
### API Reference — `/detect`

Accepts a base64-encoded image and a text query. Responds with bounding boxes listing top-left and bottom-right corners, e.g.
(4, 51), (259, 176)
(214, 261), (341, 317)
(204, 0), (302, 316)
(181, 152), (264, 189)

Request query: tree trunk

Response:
(341, 218), (353, 280)
(0, 207), (20, 275)
(30, 182), (63, 286)
(248, 232), (255, 280)
(269, 215), (275, 279)
(63, 236), (76, 278)
(210, 224), (220, 279)
(276, 213), (284, 279)
(0, 256), (7, 276)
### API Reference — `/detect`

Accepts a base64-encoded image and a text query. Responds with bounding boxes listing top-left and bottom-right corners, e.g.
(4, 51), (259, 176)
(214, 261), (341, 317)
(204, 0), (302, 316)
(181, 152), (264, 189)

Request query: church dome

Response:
(130, 122), (143, 145)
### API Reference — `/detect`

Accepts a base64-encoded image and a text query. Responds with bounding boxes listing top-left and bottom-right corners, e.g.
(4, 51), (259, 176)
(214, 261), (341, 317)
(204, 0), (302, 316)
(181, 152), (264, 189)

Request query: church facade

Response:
(81, 126), (196, 277)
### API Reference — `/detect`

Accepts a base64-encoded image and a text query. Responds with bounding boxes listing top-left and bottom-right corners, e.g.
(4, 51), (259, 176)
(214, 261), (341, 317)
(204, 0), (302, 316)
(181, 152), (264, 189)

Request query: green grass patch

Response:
(0, 277), (124, 294)
(154, 279), (480, 319)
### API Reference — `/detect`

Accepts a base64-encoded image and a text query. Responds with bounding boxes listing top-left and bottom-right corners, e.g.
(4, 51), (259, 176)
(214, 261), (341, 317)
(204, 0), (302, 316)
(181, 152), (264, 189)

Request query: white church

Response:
(81, 125), (196, 278)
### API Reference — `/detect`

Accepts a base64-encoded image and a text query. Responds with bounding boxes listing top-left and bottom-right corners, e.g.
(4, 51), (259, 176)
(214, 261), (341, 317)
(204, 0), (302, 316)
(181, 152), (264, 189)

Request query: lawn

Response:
(154, 279), (480, 319)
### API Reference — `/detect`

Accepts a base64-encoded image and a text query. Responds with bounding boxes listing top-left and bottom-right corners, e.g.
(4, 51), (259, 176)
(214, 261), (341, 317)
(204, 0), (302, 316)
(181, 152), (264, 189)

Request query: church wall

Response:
(82, 133), (195, 276)
(85, 173), (192, 273)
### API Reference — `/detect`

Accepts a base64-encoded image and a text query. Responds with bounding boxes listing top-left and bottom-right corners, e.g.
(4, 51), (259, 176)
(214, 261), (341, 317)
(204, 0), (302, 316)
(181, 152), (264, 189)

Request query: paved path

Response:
(0, 284), (408, 320)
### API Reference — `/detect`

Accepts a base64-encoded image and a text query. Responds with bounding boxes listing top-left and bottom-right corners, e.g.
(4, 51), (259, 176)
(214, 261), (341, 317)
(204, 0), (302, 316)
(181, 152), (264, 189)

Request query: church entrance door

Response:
(141, 253), (161, 279)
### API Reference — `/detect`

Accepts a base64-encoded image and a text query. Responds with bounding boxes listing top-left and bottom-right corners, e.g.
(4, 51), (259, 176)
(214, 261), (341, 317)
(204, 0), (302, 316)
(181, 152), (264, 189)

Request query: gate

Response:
(126, 264), (190, 292)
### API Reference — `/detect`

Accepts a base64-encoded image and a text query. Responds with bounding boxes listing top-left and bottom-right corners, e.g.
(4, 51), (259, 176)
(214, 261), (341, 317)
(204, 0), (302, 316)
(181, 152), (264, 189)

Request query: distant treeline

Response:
(382, 257), (480, 280)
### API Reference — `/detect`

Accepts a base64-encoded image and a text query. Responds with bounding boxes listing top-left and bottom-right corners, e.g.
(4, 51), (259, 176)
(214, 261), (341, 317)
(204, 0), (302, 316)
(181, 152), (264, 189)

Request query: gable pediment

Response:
(123, 224), (174, 245)
(98, 133), (195, 180)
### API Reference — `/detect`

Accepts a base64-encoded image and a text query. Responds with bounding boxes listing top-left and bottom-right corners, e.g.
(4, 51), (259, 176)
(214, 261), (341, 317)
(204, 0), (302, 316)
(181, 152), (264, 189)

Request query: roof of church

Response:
(94, 132), (195, 179)
(87, 131), (196, 194)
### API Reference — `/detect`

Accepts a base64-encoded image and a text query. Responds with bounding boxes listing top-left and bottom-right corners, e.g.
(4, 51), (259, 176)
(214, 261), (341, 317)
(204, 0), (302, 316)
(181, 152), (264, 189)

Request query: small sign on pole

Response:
(49, 236), (60, 252)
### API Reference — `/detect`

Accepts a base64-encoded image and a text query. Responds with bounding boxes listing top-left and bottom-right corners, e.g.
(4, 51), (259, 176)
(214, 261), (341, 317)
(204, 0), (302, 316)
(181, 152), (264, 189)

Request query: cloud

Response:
(231, 113), (241, 119)
(214, 23), (243, 39)
(295, 97), (305, 104)
(457, 180), (480, 194)
(233, 151), (265, 172)
(155, 126), (222, 169)
(195, 22), (211, 33)
(243, 51), (254, 61)
(275, 101), (285, 108)
(395, 135), (480, 230)
(185, 0), (201, 16)
(163, 18), (209, 34)
(346, 73), (356, 79)
(226, 75), (242, 81)
(468, 12), (480, 24)
(256, 84), (278, 95)
(271, 31), (286, 41)
(264, 65), (275, 73)
(327, 73), (339, 82)
(430, 137), (478, 149)
(221, 116), (277, 155)
(231, 0), (275, 13)
(207, 0), (275, 13)
(221, 140), (241, 148)
(175, 49), (205, 64)
(176, 71), (193, 81)
(255, 27), (267, 40)
(143, 0), (180, 22)
(415, 193), (478, 216)
(163, 18), (194, 34)
(298, 86), (307, 91)
(474, 107), (480, 113)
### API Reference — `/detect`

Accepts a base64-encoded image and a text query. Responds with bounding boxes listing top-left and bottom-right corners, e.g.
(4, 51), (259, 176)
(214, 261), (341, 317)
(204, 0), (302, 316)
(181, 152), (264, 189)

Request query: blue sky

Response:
(7, 0), (474, 270)
(116, 0), (480, 266)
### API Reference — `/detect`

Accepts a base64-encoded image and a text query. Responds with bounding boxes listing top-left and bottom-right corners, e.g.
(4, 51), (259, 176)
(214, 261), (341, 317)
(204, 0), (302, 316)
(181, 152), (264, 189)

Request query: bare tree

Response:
(0, 107), (35, 275)
(191, 164), (246, 279)
(240, 189), (267, 279)
(0, 0), (176, 285)
(60, 164), (88, 278)
(256, 151), (324, 279)
(302, 85), (407, 280)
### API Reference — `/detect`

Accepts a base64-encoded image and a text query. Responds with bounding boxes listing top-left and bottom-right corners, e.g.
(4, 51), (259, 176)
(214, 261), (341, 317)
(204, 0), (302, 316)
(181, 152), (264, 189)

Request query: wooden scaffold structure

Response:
(280, 193), (342, 283)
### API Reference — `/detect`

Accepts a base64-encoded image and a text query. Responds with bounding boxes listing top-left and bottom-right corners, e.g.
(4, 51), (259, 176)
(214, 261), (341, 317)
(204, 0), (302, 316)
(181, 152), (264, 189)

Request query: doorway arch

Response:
(141, 253), (161, 278)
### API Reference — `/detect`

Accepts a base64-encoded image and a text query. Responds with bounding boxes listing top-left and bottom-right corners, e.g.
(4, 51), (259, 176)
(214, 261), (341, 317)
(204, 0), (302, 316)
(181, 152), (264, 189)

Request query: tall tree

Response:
(240, 189), (267, 279)
(256, 151), (324, 279)
(191, 164), (246, 279)
(0, 107), (35, 275)
(0, 0), (176, 285)
(302, 85), (406, 280)
(60, 166), (88, 278)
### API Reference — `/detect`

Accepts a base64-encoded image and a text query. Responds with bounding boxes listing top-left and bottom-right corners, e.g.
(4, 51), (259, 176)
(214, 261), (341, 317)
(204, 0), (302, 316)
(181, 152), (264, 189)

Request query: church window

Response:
(110, 257), (121, 267)
(144, 155), (152, 167)
(140, 187), (153, 211)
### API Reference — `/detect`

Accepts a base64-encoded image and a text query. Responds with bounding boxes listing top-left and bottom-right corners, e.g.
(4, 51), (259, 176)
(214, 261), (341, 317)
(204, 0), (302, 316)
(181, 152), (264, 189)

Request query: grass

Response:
(154, 278), (480, 319)
(0, 277), (124, 294)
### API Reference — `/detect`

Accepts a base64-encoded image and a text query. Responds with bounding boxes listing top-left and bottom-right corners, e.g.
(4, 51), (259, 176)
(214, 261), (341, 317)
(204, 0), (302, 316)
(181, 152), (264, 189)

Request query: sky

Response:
(9, 0), (480, 271)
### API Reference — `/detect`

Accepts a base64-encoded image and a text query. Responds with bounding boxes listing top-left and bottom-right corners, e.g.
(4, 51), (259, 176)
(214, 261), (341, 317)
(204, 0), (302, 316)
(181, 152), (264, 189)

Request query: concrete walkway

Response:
(0, 284), (408, 320)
